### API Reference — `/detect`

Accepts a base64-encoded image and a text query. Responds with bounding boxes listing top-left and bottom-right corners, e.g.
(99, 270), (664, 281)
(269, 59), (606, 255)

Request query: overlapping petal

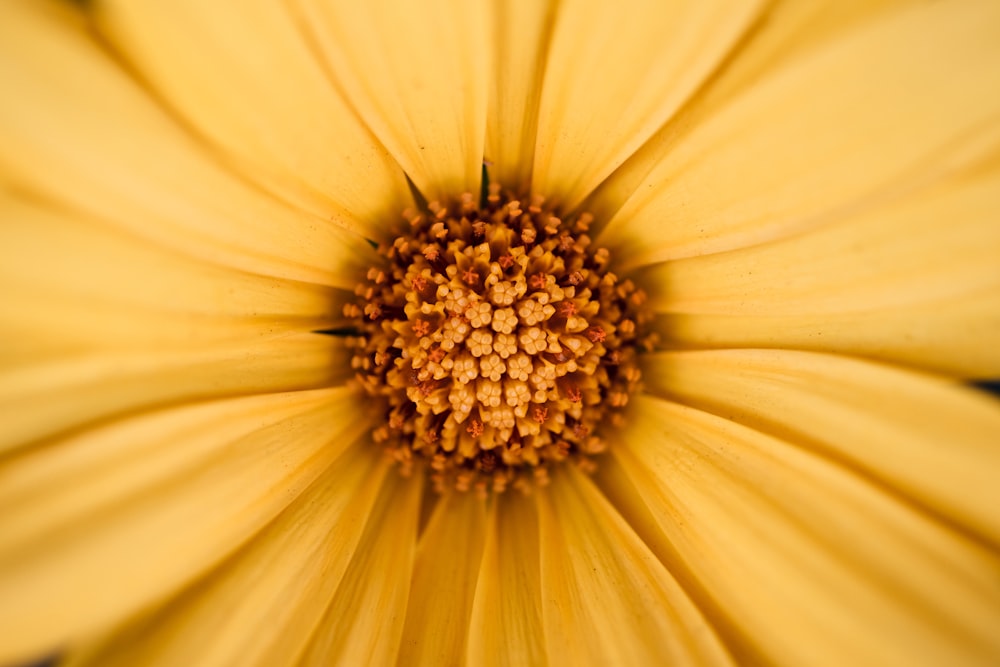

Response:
(396, 491), (488, 665)
(530, 0), (763, 210)
(595, 0), (1000, 265)
(290, 0), (489, 201)
(638, 158), (1000, 377)
(63, 443), (389, 667)
(466, 492), (546, 666)
(0, 0), (374, 286)
(0, 388), (369, 665)
(93, 0), (413, 238)
(642, 349), (1000, 550)
(611, 396), (1000, 666)
(535, 466), (734, 666)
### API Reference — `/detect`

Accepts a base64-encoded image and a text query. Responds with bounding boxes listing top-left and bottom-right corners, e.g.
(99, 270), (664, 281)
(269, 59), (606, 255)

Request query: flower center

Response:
(347, 183), (653, 494)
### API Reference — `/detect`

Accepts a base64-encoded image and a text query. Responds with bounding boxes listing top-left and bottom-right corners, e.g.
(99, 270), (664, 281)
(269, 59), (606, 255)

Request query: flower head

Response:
(1, 1), (1000, 666)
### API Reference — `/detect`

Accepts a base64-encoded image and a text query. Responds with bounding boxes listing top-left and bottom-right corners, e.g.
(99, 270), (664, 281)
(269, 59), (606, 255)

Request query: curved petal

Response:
(1, 193), (348, 353)
(643, 349), (1000, 551)
(0, 388), (369, 666)
(466, 491), (546, 667)
(535, 466), (734, 667)
(290, 0), (489, 201)
(596, 0), (1000, 266)
(299, 470), (422, 667)
(0, 0), (374, 286)
(531, 0), (764, 209)
(93, 0), (413, 238)
(1, 191), (354, 454)
(585, 0), (912, 226)
(0, 333), (352, 455)
(63, 443), (388, 667)
(613, 396), (1000, 666)
(396, 492), (487, 666)
(484, 0), (556, 193)
(638, 161), (1000, 377)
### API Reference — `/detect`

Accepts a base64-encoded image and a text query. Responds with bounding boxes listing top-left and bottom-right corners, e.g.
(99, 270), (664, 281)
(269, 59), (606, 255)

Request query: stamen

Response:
(347, 185), (653, 493)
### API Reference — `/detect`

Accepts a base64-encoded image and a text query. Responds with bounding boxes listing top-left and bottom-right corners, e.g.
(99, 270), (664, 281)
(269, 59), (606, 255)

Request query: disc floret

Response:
(348, 184), (653, 494)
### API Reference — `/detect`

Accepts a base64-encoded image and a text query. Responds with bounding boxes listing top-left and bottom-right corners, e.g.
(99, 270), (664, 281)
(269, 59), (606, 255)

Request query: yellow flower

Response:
(2, 0), (1000, 665)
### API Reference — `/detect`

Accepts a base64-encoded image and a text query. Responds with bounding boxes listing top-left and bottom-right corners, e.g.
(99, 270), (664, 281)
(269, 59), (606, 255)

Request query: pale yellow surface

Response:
(535, 465), (734, 666)
(639, 158), (1000, 377)
(0, 193), (353, 452)
(298, 472), (422, 666)
(596, 1), (1000, 265)
(585, 0), (911, 225)
(484, 0), (554, 193)
(93, 0), (413, 238)
(614, 396), (1000, 666)
(644, 350), (1000, 550)
(466, 492), (547, 666)
(0, 388), (369, 665)
(531, 0), (764, 210)
(0, 0), (373, 286)
(396, 491), (487, 665)
(290, 0), (489, 201)
(66, 444), (388, 667)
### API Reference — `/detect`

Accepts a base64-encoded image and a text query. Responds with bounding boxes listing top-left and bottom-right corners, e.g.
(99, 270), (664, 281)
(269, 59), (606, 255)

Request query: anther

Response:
(557, 301), (577, 318)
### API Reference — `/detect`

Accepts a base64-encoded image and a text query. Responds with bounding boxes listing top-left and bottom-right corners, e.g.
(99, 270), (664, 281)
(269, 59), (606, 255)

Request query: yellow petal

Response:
(644, 349), (1000, 551)
(535, 466), (734, 667)
(466, 491), (546, 667)
(585, 0), (911, 225)
(93, 0), (412, 237)
(1, 193), (348, 355)
(614, 396), (1000, 666)
(0, 0), (374, 286)
(596, 1), (1000, 265)
(0, 388), (369, 666)
(531, 0), (764, 209)
(290, 0), (488, 200)
(639, 161), (1000, 377)
(299, 470), (422, 667)
(64, 443), (387, 667)
(0, 333), (351, 455)
(483, 0), (554, 193)
(397, 492), (487, 665)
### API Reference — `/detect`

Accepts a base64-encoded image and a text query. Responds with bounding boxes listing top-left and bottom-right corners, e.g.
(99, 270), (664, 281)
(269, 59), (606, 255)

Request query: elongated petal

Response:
(639, 161), (1000, 377)
(397, 492), (487, 666)
(466, 492), (546, 667)
(93, 0), (412, 237)
(484, 0), (555, 192)
(0, 388), (369, 666)
(530, 0), (764, 209)
(614, 396), (1000, 666)
(298, 470), (422, 667)
(1, 193), (347, 355)
(290, 0), (488, 201)
(535, 466), (734, 667)
(0, 334), (351, 455)
(0, 0), (374, 286)
(585, 0), (911, 225)
(0, 191), (353, 452)
(64, 443), (387, 667)
(597, 1), (1000, 265)
(643, 349), (1000, 550)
